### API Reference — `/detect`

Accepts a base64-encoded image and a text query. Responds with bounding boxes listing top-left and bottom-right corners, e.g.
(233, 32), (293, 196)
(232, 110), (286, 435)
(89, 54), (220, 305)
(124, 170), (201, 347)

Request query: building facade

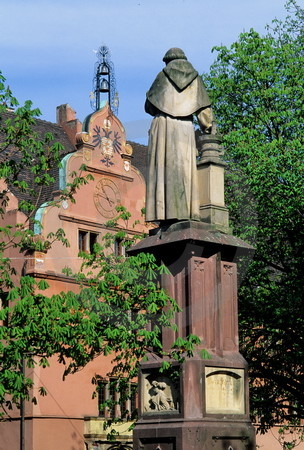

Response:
(0, 102), (147, 450)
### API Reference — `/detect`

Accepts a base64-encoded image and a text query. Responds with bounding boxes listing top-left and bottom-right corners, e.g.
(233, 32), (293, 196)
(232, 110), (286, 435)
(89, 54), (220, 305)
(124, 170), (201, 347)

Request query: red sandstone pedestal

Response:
(129, 221), (256, 450)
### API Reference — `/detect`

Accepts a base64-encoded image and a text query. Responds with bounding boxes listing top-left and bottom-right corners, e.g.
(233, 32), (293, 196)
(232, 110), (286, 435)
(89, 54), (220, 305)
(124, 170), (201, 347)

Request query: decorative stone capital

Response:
(197, 133), (226, 167)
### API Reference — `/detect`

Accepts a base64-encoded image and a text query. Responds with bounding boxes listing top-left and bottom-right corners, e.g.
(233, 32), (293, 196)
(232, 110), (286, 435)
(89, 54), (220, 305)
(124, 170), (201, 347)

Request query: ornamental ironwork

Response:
(91, 45), (119, 115)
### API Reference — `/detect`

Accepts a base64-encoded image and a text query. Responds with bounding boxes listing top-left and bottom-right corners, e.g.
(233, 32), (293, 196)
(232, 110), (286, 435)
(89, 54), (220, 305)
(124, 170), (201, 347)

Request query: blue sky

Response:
(1, 0), (289, 143)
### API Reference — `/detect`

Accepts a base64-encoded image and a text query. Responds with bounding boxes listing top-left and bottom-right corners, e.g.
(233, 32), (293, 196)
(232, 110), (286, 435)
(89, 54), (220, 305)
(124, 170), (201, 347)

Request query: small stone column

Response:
(197, 134), (230, 233)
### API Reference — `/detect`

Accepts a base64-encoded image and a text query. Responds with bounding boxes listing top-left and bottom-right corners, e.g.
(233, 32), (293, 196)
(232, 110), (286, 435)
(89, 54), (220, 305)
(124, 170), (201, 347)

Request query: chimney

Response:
(56, 104), (82, 146)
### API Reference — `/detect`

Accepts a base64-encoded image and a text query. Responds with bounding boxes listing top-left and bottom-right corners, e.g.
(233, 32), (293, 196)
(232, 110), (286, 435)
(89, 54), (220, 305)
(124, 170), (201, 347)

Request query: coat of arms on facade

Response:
(92, 120), (122, 167)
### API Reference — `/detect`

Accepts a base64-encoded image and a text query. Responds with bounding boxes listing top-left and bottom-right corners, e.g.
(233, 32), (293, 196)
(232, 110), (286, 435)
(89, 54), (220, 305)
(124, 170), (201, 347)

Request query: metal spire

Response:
(91, 45), (119, 115)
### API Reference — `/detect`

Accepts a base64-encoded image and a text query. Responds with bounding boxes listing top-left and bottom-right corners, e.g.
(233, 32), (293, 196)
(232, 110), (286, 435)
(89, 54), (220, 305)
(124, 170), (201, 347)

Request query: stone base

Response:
(134, 353), (256, 450)
(199, 204), (231, 233)
(134, 420), (256, 450)
(129, 221), (256, 450)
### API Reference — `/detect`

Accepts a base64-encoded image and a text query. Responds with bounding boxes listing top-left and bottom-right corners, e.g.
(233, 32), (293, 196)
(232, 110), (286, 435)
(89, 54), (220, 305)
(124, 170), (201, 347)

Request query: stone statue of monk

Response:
(145, 47), (213, 224)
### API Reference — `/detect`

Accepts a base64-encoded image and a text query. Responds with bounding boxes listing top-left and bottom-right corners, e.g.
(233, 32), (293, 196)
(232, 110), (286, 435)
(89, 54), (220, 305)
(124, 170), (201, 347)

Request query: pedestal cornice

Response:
(129, 220), (254, 262)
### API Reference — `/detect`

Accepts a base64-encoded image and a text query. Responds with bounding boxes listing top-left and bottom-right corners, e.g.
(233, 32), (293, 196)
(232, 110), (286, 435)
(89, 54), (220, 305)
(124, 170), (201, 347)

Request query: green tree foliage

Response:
(62, 208), (200, 422)
(203, 0), (304, 431)
(0, 76), (198, 419)
(0, 234), (188, 417)
(0, 72), (93, 412)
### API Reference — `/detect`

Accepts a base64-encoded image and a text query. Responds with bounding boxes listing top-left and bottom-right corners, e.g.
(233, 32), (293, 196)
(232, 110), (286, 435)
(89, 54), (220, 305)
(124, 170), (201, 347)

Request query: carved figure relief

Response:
(143, 374), (179, 413)
(149, 381), (173, 411)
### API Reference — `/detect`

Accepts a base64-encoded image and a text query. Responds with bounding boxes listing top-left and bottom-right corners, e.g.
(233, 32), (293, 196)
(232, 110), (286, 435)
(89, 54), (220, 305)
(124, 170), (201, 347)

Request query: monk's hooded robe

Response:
(145, 58), (212, 223)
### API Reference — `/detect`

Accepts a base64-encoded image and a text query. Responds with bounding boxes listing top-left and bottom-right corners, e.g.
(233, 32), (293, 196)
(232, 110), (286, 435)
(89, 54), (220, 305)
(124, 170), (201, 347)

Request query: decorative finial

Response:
(91, 45), (119, 115)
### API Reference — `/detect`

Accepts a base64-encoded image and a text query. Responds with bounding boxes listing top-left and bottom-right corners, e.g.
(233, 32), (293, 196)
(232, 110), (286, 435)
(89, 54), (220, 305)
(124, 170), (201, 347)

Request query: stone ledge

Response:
(129, 220), (254, 259)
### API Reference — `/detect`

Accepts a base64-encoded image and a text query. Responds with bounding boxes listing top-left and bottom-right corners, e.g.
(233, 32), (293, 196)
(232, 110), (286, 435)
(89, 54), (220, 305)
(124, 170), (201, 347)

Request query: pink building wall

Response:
(0, 103), (147, 449)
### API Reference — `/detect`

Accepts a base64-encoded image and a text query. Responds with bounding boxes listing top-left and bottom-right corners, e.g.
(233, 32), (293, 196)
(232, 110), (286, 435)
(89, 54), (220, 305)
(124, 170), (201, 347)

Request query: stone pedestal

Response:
(129, 221), (256, 450)
(197, 134), (230, 233)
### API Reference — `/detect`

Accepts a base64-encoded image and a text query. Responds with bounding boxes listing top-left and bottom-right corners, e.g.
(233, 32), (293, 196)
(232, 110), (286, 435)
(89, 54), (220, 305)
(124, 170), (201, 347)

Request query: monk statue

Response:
(145, 47), (213, 224)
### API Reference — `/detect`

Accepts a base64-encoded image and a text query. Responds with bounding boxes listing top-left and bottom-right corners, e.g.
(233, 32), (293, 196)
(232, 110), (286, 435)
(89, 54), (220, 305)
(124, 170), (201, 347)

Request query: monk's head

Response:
(162, 48), (187, 64)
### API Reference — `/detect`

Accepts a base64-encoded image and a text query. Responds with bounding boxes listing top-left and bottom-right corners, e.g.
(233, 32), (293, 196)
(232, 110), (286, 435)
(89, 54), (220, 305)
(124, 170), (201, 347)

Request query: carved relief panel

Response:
(142, 372), (180, 414)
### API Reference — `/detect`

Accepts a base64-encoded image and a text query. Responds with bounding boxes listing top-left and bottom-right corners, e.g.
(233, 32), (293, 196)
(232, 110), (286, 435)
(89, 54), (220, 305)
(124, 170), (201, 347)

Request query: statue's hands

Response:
(204, 124), (213, 134)
(197, 107), (213, 134)
(211, 121), (217, 135)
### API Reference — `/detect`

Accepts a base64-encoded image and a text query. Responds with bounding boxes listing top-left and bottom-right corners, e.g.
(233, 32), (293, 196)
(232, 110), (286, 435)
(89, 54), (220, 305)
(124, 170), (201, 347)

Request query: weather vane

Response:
(90, 45), (119, 115)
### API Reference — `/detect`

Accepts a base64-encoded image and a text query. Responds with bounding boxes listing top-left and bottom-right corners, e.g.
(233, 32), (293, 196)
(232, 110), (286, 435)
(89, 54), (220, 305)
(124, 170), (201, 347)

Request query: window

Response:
(130, 383), (137, 415)
(98, 378), (137, 419)
(78, 230), (98, 253)
(114, 238), (125, 257)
